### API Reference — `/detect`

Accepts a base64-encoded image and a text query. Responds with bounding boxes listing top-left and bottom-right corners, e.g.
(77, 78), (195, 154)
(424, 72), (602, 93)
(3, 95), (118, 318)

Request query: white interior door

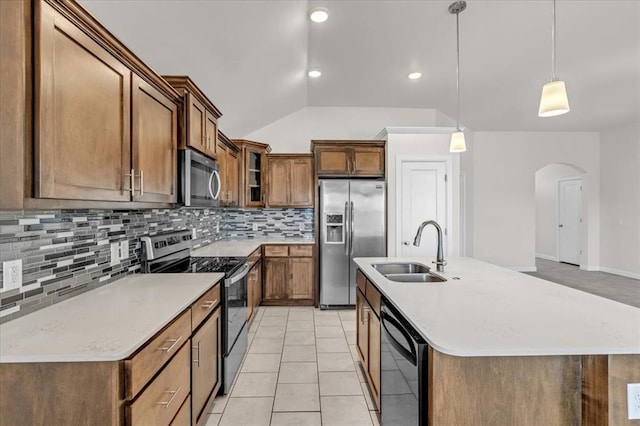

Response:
(398, 161), (447, 257)
(558, 178), (581, 265)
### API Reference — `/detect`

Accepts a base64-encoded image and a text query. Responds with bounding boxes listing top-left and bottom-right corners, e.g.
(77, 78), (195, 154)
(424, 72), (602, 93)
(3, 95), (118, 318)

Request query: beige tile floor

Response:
(204, 306), (379, 426)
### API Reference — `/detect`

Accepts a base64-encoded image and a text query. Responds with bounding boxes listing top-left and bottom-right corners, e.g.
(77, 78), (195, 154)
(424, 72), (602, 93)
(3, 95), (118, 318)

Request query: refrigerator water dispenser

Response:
(324, 213), (344, 244)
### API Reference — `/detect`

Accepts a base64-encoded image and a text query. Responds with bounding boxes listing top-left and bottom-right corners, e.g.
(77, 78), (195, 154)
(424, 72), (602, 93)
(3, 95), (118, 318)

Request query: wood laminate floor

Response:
(525, 258), (640, 308)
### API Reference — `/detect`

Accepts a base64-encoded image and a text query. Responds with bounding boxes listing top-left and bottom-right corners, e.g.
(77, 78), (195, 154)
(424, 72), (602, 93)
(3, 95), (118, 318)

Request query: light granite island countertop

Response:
(354, 256), (640, 425)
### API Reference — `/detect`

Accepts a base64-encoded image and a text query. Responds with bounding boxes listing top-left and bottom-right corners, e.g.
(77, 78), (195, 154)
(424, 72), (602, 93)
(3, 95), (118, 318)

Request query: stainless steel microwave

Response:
(179, 149), (221, 207)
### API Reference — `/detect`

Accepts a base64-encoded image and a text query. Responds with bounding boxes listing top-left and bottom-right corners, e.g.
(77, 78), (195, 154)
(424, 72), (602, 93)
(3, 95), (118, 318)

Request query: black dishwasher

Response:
(380, 299), (429, 425)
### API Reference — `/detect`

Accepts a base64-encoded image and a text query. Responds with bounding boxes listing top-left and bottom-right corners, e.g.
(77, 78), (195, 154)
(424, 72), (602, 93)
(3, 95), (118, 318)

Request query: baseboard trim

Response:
(598, 267), (640, 280)
(510, 266), (537, 272)
(535, 253), (559, 262)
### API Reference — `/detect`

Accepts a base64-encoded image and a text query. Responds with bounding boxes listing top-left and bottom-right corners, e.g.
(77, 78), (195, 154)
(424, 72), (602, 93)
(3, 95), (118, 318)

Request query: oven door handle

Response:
(381, 310), (417, 366)
(226, 263), (250, 286)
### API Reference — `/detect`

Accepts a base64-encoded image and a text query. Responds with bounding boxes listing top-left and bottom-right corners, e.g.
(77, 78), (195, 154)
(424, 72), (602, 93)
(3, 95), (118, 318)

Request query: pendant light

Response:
(449, 1), (466, 153)
(538, 0), (570, 117)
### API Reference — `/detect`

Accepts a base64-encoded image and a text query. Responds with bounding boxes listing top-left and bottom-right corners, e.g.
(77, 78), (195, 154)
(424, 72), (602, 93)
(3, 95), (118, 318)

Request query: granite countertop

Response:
(191, 237), (315, 258)
(0, 273), (224, 363)
(355, 256), (640, 357)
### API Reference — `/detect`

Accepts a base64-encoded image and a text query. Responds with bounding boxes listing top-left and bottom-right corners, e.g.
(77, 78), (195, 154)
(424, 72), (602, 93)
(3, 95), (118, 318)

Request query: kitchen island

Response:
(355, 256), (640, 425)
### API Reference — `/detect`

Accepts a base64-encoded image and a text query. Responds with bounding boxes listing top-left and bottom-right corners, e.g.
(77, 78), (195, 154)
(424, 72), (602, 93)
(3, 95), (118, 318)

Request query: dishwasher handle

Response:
(381, 310), (417, 366)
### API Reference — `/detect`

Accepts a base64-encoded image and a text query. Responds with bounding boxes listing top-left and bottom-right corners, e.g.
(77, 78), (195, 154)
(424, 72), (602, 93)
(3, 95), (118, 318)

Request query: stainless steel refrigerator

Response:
(319, 179), (386, 307)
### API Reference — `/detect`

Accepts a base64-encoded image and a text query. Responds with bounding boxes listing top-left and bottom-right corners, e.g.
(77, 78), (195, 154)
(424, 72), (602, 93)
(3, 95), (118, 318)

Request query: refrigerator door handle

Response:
(344, 201), (350, 255)
(350, 201), (355, 256)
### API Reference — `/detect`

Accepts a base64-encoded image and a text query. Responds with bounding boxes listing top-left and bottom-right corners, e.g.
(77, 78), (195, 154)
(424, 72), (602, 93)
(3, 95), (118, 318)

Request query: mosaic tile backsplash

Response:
(0, 207), (313, 323)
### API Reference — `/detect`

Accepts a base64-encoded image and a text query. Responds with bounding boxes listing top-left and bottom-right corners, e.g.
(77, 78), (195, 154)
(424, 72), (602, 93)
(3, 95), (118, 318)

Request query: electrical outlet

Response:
(216, 223), (219, 233)
(299, 223), (305, 231)
(252, 223), (259, 232)
(628, 383), (640, 419)
(192, 228), (198, 240)
(2, 259), (22, 291)
(119, 240), (129, 260)
(110, 242), (120, 266)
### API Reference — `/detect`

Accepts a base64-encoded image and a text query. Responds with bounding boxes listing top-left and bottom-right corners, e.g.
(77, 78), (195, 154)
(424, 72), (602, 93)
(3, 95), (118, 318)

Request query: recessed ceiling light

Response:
(308, 69), (322, 78)
(309, 8), (329, 23)
(408, 72), (422, 80)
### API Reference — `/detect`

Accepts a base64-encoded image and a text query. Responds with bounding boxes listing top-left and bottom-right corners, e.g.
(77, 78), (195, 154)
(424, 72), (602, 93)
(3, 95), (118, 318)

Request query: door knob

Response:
(402, 241), (410, 245)
(559, 224), (564, 228)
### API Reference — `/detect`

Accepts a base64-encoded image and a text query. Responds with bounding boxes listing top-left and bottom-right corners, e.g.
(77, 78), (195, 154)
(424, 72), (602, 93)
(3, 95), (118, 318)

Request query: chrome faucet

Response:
(413, 220), (446, 272)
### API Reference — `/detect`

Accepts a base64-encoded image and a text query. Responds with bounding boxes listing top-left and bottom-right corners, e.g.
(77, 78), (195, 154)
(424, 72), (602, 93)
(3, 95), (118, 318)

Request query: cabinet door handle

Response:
(201, 300), (218, 309)
(125, 169), (135, 196)
(158, 336), (182, 353)
(139, 170), (144, 197)
(192, 341), (200, 367)
(157, 386), (182, 408)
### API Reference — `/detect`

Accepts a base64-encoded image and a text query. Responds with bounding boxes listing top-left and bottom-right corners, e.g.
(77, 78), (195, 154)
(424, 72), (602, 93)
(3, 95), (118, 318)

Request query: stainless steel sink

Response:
(372, 262), (431, 275)
(384, 273), (446, 283)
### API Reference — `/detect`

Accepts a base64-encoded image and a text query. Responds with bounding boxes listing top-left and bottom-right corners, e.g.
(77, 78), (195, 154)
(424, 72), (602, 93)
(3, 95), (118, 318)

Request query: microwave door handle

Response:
(381, 311), (417, 366)
(209, 170), (221, 200)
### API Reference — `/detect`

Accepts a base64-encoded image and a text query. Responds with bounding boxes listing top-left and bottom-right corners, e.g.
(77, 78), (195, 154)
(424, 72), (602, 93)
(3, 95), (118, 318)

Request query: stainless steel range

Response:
(140, 230), (249, 394)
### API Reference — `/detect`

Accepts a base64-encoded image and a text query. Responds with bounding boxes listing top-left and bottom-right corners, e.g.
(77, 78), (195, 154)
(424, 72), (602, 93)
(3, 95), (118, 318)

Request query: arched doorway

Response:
(534, 163), (587, 266)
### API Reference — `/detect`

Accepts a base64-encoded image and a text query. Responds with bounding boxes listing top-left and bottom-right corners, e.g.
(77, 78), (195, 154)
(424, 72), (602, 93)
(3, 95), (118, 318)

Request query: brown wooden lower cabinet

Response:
(191, 307), (221, 425)
(263, 245), (314, 305)
(355, 271), (380, 410)
(0, 281), (224, 426)
(247, 251), (263, 322)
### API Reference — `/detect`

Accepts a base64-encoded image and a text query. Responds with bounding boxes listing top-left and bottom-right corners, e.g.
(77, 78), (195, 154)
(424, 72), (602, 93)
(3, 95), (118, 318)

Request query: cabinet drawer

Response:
(192, 284), (221, 331)
(264, 245), (288, 257)
(289, 245), (312, 257)
(128, 342), (190, 426)
(125, 309), (191, 399)
(356, 270), (367, 295)
(366, 280), (381, 316)
(170, 394), (190, 426)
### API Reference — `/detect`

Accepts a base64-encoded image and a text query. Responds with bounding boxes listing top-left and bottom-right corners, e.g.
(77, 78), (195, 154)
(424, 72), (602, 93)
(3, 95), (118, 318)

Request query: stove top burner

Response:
(155, 256), (245, 275)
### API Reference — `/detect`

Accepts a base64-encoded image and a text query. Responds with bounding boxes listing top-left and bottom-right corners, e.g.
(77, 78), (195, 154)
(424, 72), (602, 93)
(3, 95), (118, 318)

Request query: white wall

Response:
(472, 132), (600, 271)
(535, 164), (583, 261)
(381, 129), (462, 258)
(243, 106), (440, 152)
(599, 123), (640, 278)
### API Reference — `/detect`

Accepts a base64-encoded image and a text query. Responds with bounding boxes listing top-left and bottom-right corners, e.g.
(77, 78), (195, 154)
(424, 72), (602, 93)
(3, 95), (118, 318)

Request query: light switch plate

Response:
(628, 383), (640, 419)
(2, 259), (22, 291)
(110, 242), (120, 266)
(119, 240), (129, 260)
(252, 223), (259, 231)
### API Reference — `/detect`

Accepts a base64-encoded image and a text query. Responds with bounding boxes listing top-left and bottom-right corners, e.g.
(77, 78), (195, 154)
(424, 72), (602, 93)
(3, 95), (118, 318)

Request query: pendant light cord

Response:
(551, 0), (557, 81)
(456, 10), (461, 131)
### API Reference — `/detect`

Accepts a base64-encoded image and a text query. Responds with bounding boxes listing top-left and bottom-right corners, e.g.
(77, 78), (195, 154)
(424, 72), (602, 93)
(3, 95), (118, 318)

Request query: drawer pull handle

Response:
(157, 386), (181, 408)
(201, 300), (218, 309)
(192, 341), (200, 367)
(158, 336), (182, 353)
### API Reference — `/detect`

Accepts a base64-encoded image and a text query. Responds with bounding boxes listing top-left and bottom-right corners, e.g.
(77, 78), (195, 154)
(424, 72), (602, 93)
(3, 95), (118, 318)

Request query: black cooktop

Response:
(153, 256), (246, 275)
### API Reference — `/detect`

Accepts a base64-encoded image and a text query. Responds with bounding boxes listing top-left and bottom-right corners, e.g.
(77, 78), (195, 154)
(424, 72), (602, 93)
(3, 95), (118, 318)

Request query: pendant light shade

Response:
(538, 0), (570, 117)
(449, 131), (466, 152)
(449, 1), (467, 153)
(538, 80), (570, 117)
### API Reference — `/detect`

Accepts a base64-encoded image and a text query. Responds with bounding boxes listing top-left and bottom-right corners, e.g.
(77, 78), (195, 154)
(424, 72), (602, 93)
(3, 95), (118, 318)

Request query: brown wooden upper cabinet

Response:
(233, 140), (271, 208)
(163, 76), (222, 160)
(266, 154), (314, 208)
(311, 140), (386, 177)
(217, 132), (240, 207)
(13, 0), (180, 206)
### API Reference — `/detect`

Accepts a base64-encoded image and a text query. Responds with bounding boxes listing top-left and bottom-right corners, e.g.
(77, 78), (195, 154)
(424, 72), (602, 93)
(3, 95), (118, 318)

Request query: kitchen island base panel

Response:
(0, 361), (123, 426)
(430, 350), (582, 425)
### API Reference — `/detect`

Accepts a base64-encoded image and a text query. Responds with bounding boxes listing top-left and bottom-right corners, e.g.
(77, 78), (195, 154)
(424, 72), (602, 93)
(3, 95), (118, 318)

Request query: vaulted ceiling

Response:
(80, 0), (640, 138)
